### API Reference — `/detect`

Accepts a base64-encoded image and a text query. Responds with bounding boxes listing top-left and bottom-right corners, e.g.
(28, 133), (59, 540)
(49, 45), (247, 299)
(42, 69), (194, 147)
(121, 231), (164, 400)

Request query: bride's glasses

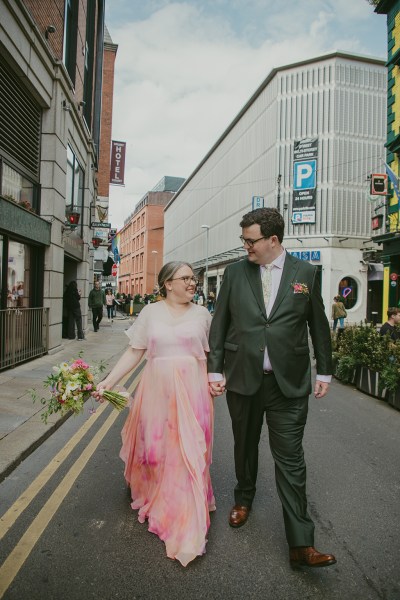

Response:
(170, 276), (199, 285)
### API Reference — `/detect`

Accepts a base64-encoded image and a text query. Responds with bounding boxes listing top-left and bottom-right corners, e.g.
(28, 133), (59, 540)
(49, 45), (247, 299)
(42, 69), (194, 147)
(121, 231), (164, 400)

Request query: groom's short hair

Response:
(240, 207), (285, 243)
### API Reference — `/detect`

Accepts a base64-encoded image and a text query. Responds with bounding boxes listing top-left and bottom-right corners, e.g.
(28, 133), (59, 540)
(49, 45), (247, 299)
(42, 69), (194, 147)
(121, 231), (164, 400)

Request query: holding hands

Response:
(209, 377), (226, 397)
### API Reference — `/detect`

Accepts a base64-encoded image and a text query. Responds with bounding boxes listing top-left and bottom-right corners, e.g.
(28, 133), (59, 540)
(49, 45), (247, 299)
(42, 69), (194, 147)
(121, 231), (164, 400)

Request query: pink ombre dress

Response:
(120, 301), (215, 566)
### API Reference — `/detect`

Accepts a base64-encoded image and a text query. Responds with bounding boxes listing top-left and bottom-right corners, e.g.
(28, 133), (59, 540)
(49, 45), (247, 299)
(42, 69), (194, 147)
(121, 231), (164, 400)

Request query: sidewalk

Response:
(0, 313), (135, 482)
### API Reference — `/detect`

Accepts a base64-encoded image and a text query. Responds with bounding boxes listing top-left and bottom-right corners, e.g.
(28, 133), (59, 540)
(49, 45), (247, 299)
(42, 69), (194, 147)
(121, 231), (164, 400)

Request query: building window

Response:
(338, 276), (358, 310)
(63, 0), (79, 86)
(0, 162), (39, 213)
(66, 145), (84, 232)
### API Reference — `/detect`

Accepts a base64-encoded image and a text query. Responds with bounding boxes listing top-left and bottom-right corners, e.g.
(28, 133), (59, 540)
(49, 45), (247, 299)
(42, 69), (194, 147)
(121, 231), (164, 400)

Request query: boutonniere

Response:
(292, 282), (309, 296)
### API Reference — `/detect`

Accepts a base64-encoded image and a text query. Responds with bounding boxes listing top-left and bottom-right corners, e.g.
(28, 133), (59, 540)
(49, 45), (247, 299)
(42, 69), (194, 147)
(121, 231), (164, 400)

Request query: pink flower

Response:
(85, 383), (93, 390)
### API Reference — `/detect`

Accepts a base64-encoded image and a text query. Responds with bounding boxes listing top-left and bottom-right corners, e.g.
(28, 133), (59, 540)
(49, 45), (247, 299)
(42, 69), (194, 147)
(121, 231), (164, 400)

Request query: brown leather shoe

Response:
(229, 504), (250, 528)
(289, 546), (336, 568)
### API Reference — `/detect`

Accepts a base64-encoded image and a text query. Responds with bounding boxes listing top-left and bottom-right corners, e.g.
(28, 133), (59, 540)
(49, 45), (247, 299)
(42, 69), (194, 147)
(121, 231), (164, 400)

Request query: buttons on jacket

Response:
(260, 346), (264, 352)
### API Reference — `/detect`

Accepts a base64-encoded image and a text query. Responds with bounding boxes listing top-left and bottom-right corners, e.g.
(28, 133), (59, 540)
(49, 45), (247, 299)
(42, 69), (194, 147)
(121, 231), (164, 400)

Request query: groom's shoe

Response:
(289, 546), (337, 569)
(229, 504), (250, 528)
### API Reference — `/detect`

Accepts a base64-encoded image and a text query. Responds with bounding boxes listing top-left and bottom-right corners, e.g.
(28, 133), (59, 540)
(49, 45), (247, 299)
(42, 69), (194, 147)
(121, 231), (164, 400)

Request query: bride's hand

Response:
(92, 380), (112, 402)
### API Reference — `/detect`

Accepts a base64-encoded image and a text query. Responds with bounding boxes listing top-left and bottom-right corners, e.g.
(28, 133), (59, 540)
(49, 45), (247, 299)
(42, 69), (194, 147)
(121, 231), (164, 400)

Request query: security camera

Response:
(45, 25), (56, 38)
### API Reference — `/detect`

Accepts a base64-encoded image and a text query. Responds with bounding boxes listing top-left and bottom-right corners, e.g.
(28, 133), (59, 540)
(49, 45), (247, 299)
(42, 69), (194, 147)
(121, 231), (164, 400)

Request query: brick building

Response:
(118, 177), (185, 297)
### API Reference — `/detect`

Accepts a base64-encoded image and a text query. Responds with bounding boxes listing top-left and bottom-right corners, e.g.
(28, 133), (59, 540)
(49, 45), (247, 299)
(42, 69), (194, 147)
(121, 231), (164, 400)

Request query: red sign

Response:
(111, 264), (118, 277)
(110, 141), (126, 186)
(371, 214), (383, 230)
(390, 273), (398, 281)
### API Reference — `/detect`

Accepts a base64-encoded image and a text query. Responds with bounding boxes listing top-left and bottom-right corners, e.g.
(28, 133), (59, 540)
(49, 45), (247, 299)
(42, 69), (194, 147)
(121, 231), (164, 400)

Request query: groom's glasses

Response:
(239, 235), (267, 248)
(170, 276), (199, 285)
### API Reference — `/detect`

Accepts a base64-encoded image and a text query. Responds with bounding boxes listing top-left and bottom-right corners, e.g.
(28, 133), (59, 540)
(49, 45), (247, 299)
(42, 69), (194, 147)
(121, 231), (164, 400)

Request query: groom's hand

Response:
(314, 380), (329, 399)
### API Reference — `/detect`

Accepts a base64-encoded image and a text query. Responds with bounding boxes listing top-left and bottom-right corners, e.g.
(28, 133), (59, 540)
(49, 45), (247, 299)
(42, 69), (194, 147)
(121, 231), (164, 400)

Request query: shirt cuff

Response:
(208, 373), (224, 382)
(316, 374), (332, 383)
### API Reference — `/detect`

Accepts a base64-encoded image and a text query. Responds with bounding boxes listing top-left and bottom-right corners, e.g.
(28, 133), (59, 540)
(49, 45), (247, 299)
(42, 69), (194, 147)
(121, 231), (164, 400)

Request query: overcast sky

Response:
(104, 0), (387, 230)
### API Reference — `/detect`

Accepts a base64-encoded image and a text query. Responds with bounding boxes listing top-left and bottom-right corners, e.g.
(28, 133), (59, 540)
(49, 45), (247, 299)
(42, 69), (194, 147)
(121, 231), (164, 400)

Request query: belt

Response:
(263, 370), (274, 375)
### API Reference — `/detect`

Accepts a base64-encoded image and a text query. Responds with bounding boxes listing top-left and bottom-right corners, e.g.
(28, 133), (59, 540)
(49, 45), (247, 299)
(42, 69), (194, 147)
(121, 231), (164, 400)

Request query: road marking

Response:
(0, 359), (143, 541)
(0, 362), (143, 598)
(0, 358), (145, 598)
(0, 409), (119, 598)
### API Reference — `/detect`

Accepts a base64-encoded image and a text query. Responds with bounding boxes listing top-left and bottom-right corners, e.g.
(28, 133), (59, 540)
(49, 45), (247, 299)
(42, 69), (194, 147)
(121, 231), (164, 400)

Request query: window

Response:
(66, 145), (84, 232)
(83, 0), (96, 127)
(338, 277), (358, 310)
(63, 0), (79, 86)
(7, 241), (30, 308)
(0, 162), (38, 213)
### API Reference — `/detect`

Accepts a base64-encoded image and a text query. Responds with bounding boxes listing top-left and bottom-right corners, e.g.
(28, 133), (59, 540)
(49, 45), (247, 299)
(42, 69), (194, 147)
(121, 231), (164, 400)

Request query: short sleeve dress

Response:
(119, 300), (215, 567)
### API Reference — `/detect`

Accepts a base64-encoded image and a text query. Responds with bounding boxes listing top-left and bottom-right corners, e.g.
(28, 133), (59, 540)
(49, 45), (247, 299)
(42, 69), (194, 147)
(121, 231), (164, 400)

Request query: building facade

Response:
(0, 0), (116, 369)
(164, 52), (386, 324)
(118, 176), (184, 297)
(374, 1), (400, 315)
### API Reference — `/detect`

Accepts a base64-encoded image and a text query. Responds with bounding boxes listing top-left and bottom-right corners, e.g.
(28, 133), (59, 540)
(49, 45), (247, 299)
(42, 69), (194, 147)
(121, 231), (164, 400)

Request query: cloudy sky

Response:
(104, 0), (387, 230)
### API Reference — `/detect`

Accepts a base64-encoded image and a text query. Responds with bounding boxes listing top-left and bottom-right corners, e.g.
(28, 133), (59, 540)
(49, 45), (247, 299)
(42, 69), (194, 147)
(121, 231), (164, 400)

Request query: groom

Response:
(207, 207), (336, 569)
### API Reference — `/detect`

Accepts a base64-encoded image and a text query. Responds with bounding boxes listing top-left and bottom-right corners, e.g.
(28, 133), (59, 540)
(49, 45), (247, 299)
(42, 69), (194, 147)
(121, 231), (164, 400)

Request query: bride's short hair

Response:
(158, 261), (193, 297)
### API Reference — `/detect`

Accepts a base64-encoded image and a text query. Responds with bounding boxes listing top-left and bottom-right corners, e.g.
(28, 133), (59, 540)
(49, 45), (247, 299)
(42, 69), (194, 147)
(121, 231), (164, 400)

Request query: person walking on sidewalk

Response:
(207, 207), (336, 570)
(63, 281), (84, 340)
(88, 281), (105, 332)
(105, 288), (115, 322)
(331, 295), (347, 333)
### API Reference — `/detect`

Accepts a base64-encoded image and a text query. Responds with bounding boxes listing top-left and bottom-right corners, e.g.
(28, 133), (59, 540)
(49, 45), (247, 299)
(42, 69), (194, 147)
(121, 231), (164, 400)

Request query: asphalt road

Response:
(0, 375), (399, 600)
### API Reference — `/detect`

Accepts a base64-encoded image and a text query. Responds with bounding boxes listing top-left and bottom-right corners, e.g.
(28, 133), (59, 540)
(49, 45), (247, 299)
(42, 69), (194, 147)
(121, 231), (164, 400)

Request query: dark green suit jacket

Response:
(207, 253), (332, 398)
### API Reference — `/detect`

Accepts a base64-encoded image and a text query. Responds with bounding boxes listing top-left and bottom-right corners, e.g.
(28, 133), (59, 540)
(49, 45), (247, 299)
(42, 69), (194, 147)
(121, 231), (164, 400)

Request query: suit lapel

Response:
(243, 260), (266, 316)
(268, 253), (300, 319)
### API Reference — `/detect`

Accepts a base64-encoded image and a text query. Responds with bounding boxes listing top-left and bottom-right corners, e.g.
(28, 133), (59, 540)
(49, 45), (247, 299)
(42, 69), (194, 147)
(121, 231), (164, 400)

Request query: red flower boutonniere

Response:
(292, 282), (309, 296)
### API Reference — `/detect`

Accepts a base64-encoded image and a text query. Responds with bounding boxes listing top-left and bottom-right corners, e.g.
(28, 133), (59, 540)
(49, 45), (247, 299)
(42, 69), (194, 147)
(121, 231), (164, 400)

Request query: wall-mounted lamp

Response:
(65, 210), (80, 229)
(45, 25), (56, 39)
(62, 100), (72, 112)
(78, 101), (86, 111)
(296, 238), (303, 244)
(338, 237), (348, 243)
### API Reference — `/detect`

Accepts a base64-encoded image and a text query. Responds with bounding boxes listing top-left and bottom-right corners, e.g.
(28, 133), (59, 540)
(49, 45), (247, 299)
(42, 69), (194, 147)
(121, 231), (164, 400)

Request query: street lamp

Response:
(201, 225), (210, 299)
(151, 250), (158, 290)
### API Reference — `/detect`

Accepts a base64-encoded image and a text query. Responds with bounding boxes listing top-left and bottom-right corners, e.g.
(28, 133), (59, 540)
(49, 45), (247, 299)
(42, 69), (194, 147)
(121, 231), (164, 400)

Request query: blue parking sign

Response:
(293, 160), (317, 190)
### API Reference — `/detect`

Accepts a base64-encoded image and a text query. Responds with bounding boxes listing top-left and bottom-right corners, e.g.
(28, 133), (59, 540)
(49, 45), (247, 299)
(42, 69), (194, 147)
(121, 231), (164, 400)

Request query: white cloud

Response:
(106, 0), (387, 229)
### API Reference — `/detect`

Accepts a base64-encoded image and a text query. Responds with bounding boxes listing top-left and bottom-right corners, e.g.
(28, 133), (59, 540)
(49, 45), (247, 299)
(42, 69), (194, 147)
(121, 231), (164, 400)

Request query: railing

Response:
(0, 307), (49, 371)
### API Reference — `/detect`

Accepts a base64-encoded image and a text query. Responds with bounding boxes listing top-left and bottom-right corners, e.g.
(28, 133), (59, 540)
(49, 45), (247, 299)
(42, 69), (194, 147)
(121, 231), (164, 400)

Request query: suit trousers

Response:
(226, 373), (315, 547)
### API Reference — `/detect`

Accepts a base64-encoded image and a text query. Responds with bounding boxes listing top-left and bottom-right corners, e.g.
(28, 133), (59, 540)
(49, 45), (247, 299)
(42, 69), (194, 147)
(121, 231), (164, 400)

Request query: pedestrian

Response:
(208, 207), (336, 569)
(331, 295), (347, 332)
(379, 307), (400, 340)
(63, 281), (84, 340)
(92, 261), (216, 566)
(88, 281), (105, 332)
(105, 288), (115, 322)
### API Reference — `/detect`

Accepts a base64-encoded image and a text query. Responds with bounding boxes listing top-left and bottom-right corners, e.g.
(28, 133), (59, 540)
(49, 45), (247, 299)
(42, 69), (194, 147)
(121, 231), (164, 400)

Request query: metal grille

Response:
(0, 57), (41, 177)
(0, 308), (49, 370)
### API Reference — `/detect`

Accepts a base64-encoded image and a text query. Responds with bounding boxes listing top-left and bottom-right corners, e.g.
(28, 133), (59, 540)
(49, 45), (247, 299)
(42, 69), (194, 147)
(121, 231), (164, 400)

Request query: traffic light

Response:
(370, 174), (387, 196)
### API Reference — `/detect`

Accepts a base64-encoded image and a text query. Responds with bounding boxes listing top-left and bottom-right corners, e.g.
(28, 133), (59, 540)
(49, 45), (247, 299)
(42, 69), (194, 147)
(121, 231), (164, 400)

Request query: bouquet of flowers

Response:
(30, 356), (129, 424)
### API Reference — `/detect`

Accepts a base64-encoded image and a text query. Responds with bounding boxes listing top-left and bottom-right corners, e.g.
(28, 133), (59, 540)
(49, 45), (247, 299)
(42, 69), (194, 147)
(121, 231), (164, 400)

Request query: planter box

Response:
(356, 367), (387, 401)
(387, 388), (400, 410)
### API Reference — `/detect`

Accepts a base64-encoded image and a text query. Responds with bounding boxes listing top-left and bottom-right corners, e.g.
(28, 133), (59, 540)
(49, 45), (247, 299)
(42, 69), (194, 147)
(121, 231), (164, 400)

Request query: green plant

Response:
(133, 294), (142, 304)
(333, 323), (400, 391)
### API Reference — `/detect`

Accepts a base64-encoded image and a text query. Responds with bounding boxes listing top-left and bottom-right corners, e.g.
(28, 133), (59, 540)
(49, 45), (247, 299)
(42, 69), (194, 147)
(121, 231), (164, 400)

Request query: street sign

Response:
(111, 264), (118, 277)
(390, 273), (398, 281)
(91, 221), (111, 228)
(252, 196), (264, 210)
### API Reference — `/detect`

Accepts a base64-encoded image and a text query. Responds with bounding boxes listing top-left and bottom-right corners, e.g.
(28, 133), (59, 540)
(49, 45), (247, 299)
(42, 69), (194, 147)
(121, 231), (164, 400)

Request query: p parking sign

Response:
(293, 160), (316, 190)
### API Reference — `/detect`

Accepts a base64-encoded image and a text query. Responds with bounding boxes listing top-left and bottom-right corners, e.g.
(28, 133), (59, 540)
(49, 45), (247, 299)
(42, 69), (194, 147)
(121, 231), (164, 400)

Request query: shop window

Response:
(1, 162), (38, 213)
(66, 145), (84, 232)
(7, 241), (30, 308)
(338, 276), (358, 310)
